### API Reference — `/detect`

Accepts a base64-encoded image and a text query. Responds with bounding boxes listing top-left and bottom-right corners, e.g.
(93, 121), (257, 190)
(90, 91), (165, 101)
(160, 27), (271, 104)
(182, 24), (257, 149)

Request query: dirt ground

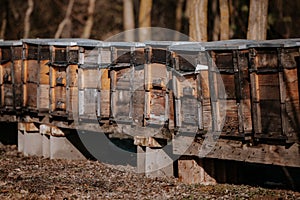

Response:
(0, 143), (299, 200)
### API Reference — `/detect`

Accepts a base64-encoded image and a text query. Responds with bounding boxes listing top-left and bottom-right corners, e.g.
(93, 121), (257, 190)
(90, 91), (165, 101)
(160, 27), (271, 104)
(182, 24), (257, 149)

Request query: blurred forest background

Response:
(0, 0), (299, 41)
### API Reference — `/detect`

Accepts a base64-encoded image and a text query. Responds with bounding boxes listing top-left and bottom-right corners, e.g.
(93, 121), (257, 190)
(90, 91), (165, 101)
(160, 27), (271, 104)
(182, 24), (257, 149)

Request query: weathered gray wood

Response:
(174, 138), (300, 168)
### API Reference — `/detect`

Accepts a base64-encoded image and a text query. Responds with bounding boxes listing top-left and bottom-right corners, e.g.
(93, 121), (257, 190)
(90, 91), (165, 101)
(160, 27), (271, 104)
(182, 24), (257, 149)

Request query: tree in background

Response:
(55, 0), (75, 38)
(247, 0), (269, 40)
(1, 0), (300, 40)
(123, 0), (135, 41)
(219, 0), (229, 40)
(210, 0), (229, 41)
(81, 0), (96, 38)
(138, 0), (152, 41)
(23, 0), (34, 38)
(189, 0), (208, 41)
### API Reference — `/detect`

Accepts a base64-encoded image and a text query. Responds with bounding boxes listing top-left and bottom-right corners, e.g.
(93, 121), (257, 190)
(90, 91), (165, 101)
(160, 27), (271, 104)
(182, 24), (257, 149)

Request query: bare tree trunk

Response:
(138, 0), (152, 41)
(212, 0), (220, 41)
(9, 0), (19, 20)
(189, 0), (208, 41)
(0, 10), (7, 39)
(175, 0), (184, 32)
(24, 0), (34, 38)
(228, 0), (235, 38)
(219, 0), (229, 40)
(185, 0), (191, 18)
(55, 0), (75, 38)
(174, 0), (184, 40)
(81, 0), (96, 38)
(247, 0), (269, 40)
(123, 0), (135, 41)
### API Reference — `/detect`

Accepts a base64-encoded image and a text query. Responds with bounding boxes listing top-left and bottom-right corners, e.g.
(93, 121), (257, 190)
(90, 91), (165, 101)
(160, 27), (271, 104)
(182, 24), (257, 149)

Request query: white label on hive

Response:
(196, 64), (208, 72)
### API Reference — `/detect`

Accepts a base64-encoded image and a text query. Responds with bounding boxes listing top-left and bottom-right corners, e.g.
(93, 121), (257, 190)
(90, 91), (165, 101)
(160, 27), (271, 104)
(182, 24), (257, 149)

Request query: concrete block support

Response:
(137, 146), (174, 177)
(137, 145), (146, 174)
(145, 147), (174, 177)
(50, 135), (86, 160)
(17, 130), (24, 153)
(42, 134), (50, 158)
(23, 131), (43, 157)
(178, 158), (216, 185)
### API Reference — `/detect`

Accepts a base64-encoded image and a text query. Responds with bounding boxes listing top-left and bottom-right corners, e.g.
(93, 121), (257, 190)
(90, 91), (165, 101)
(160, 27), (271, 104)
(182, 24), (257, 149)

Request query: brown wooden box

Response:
(77, 43), (111, 122)
(169, 46), (211, 135)
(22, 41), (51, 113)
(109, 43), (145, 126)
(209, 49), (252, 140)
(49, 45), (79, 119)
(248, 41), (300, 143)
(0, 41), (23, 113)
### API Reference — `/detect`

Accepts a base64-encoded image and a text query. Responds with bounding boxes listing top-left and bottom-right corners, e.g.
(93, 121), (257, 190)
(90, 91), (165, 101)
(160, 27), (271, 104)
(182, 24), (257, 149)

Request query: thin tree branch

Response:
(9, 0), (19, 20)
(0, 10), (7, 39)
(55, 0), (75, 38)
(81, 0), (96, 38)
(23, 0), (34, 38)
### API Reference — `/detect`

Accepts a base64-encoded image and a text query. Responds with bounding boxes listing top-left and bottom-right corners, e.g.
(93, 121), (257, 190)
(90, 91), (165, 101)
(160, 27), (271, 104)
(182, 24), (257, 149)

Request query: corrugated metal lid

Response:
(247, 39), (298, 48)
(22, 38), (101, 46)
(108, 42), (145, 48)
(144, 41), (194, 48)
(0, 40), (23, 46)
(169, 40), (255, 51)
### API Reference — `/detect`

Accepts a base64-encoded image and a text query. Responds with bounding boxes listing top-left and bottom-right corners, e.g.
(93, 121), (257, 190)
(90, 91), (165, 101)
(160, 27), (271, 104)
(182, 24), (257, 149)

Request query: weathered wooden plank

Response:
(26, 60), (39, 83)
(50, 66), (67, 87)
(79, 88), (97, 120)
(97, 68), (110, 120)
(100, 69), (110, 90)
(1, 62), (12, 84)
(66, 87), (78, 119)
(98, 89), (110, 119)
(254, 50), (278, 69)
(150, 63), (168, 89)
(14, 83), (22, 109)
(250, 72), (262, 134)
(67, 64), (78, 87)
(39, 60), (50, 85)
(37, 84), (49, 112)
(2, 84), (13, 107)
(100, 48), (111, 64)
(49, 85), (66, 113)
(78, 68), (98, 89)
(13, 60), (22, 84)
(175, 139), (300, 168)
(221, 100), (239, 135)
(220, 74), (235, 99)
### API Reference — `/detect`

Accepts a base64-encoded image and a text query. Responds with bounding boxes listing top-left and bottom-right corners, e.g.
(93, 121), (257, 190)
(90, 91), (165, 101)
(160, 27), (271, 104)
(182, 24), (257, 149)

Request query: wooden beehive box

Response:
(77, 40), (110, 122)
(248, 40), (300, 143)
(109, 42), (145, 130)
(169, 44), (208, 134)
(144, 41), (195, 133)
(22, 39), (52, 114)
(48, 40), (79, 119)
(144, 42), (174, 131)
(0, 41), (22, 113)
(204, 40), (253, 140)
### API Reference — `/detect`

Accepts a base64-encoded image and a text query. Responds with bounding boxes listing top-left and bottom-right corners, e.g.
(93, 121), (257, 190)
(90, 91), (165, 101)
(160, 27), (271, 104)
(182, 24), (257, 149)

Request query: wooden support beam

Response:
(174, 139), (300, 168)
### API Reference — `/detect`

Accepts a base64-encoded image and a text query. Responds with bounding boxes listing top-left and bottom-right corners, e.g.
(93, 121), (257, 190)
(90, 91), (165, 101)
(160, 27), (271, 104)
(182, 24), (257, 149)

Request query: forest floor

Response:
(0, 143), (299, 200)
